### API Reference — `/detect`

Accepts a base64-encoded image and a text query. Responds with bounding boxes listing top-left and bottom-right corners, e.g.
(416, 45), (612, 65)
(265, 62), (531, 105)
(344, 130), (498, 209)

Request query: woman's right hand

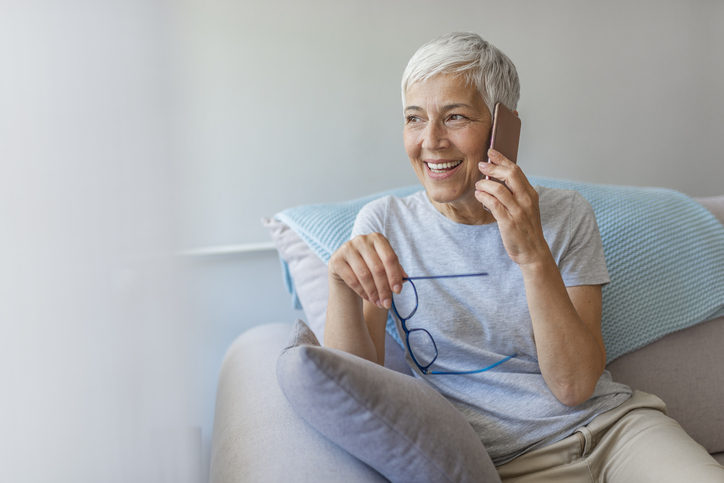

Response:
(328, 233), (406, 310)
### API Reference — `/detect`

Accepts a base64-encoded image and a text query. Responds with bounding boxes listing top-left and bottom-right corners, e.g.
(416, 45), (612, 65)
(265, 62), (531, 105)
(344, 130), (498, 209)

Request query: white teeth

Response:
(427, 160), (462, 170)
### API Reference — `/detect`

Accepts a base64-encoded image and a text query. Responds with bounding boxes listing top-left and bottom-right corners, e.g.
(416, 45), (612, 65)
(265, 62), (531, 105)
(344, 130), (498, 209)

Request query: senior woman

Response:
(324, 32), (723, 481)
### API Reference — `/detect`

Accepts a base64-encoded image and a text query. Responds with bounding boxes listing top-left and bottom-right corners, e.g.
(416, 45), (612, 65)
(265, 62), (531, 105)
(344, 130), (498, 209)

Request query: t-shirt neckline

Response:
(418, 190), (499, 230)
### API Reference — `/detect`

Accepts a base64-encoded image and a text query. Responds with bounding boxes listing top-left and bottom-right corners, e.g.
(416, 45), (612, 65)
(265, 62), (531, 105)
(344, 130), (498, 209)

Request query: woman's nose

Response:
(421, 122), (449, 150)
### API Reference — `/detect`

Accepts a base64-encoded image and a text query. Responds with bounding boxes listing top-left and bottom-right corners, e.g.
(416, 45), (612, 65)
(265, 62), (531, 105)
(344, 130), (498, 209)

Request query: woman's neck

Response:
(426, 192), (497, 225)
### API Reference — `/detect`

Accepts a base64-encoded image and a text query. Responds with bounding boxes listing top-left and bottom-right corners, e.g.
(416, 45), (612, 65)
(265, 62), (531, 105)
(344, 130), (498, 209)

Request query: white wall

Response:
(2, 1), (722, 481)
(175, 1), (723, 477)
(172, 0), (724, 249)
(0, 2), (201, 482)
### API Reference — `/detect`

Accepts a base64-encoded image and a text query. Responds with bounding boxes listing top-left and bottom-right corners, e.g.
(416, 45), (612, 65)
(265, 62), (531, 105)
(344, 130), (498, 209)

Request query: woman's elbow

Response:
(556, 388), (594, 407)
(551, 374), (600, 407)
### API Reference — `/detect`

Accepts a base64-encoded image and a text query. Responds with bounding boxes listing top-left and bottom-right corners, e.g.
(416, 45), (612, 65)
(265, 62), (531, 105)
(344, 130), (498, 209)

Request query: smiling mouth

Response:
(425, 160), (462, 174)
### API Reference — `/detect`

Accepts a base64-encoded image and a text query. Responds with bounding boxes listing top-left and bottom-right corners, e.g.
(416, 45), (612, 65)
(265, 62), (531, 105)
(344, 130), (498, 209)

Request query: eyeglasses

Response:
(391, 272), (516, 375)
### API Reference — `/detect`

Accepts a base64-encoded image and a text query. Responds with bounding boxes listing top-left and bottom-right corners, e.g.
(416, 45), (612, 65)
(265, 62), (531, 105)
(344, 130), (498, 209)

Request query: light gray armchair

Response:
(211, 194), (724, 482)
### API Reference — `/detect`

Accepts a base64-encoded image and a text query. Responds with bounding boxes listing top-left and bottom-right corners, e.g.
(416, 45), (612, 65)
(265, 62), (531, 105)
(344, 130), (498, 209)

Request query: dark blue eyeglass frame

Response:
(391, 272), (517, 375)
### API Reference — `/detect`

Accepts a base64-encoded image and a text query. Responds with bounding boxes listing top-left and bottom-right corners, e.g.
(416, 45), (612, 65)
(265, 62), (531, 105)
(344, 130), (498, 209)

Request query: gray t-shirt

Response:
(351, 187), (632, 465)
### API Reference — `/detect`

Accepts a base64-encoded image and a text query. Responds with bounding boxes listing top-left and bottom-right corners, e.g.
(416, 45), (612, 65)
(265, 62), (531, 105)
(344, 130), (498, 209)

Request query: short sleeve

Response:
(559, 192), (610, 287)
(350, 196), (389, 240)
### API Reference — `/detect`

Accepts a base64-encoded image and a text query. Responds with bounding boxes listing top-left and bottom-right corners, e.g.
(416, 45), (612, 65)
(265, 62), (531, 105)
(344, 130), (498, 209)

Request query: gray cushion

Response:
(276, 320), (501, 483)
(210, 322), (388, 483)
(606, 315), (724, 454)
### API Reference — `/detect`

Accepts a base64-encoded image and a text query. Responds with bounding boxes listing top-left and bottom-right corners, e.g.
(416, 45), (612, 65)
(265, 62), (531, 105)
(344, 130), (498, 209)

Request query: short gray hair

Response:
(401, 32), (520, 118)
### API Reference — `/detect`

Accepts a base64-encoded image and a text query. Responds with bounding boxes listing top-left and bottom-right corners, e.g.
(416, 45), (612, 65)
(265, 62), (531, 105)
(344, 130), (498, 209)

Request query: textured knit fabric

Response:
(274, 177), (724, 363)
(350, 187), (631, 465)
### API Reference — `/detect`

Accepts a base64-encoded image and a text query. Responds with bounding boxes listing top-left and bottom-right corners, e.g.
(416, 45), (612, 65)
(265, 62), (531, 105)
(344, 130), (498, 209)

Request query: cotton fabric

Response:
(496, 390), (724, 482)
(351, 187), (632, 465)
(276, 319), (501, 483)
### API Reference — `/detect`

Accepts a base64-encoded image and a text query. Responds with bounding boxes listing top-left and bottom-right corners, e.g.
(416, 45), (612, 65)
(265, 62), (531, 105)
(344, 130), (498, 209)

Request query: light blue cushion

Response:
(275, 178), (724, 362)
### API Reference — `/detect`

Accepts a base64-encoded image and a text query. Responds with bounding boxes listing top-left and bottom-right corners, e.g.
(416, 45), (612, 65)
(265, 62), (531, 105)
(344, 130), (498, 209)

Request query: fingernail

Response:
(382, 298), (391, 309)
(488, 148), (499, 157)
(393, 284), (401, 294)
(478, 162), (487, 169)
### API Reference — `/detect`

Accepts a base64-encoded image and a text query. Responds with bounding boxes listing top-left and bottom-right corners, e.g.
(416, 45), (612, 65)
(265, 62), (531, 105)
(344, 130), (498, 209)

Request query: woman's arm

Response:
(475, 149), (605, 406)
(324, 233), (404, 365)
(520, 260), (606, 406)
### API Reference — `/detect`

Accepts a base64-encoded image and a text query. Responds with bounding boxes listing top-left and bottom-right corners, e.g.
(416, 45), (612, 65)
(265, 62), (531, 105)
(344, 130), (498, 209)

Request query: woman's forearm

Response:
(519, 253), (606, 406)
(324, 233), (402, 365)
(323, 274), (380, 363)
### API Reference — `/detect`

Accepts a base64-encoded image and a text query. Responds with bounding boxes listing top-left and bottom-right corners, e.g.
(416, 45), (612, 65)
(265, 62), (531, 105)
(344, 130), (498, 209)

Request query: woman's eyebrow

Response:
(404, 103), (474, 112)
(442, 103), (473, 110)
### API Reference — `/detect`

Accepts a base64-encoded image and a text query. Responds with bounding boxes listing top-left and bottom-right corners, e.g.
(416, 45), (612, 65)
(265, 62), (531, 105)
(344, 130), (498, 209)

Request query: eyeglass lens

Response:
(392, 280), (417, 319)
(391, 273), (509, 375)
(408, 329), (437, 367)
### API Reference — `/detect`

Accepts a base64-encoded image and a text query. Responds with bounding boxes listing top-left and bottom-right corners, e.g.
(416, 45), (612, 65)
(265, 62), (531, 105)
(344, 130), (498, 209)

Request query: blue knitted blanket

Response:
(275, 177), (724, 363)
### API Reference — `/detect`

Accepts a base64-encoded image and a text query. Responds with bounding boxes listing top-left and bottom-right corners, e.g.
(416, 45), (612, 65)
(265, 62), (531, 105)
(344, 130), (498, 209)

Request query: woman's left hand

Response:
(475, 149), (549, 267)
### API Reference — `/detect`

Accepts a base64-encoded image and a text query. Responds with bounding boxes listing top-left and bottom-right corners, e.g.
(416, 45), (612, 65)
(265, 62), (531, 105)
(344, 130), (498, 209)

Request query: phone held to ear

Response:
(486, 102), (521, 183)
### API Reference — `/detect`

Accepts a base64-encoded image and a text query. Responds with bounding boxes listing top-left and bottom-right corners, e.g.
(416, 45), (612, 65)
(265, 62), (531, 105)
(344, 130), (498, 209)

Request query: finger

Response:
(486, 149), (531, 195)
(357, 242), (394, 309)
(487, 148), (514, 167)
(477, 178), (540, 233)
(334, 252), (372, 302)
(480, 161), (537, 218)
(478, 158), (506, 187)
(476, 177), (516, 213)
(475, 185), (511, 220)
(480, 156), (516, 191)
(346, 247), (387, 307)
(372, 236), (405, 296)
(483, 150), (515, 185)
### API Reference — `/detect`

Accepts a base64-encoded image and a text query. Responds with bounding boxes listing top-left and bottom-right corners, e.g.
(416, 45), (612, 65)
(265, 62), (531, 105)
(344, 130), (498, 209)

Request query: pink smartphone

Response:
(486, 102), (521, 182)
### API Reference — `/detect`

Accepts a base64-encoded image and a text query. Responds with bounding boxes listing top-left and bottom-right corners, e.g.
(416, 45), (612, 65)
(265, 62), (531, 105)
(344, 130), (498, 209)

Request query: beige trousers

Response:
(496, 390), (724, 483)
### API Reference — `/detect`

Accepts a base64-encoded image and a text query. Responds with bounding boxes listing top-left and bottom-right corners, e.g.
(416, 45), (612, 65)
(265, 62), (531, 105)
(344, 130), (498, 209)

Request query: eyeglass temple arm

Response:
(403, 272), (488, 281)
(429, 353), (517, 375)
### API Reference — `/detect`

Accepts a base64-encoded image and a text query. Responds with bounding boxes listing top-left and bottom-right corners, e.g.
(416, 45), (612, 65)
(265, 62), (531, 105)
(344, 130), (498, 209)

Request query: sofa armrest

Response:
(606, 315), (724, 455)
(210, 323), (388, 483)
(694, 195), (724, 225)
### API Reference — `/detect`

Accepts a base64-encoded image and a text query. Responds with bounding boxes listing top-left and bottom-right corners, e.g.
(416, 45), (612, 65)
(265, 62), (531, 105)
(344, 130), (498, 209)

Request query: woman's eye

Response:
(406, 115), (421, 123)
(448, 114), (467, 121)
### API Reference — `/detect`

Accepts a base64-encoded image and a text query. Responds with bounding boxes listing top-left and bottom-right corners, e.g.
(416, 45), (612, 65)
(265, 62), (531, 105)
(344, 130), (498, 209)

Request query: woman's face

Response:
(403, 74), (492, 210)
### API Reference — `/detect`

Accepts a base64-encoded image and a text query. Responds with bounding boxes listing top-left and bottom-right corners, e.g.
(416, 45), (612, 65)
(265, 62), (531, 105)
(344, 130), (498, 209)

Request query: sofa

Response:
(210, 187), (724, 482)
